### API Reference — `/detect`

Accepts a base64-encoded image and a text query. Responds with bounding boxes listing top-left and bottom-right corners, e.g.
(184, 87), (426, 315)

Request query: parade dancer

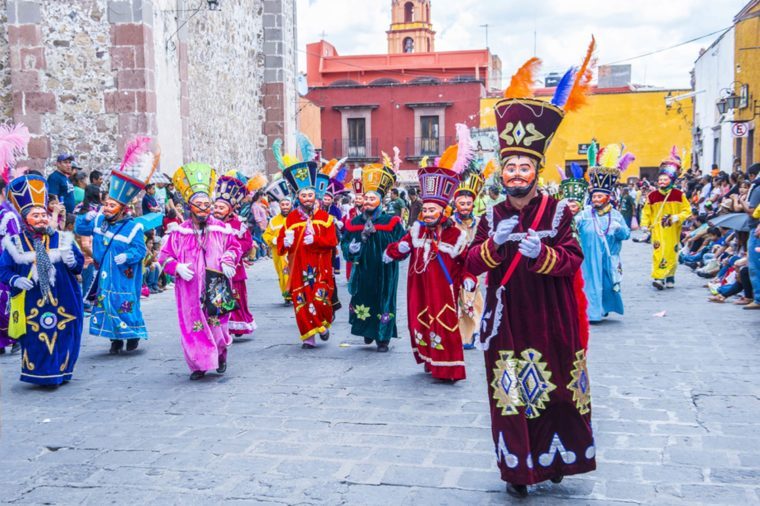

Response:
(213, 175), (256, 338)
(450, 132), (486, 350)
(464, 53), (596, 496)
(158, 163), (242, 380)
(263, 174), (293, 304)
(640, 147), (691, 290)
(0, 123), (28, 355)
(0, 175), (84, 386)
(385, 143), (469, 381)
(75, 137), (155, 354)
(341, 160), (404, 352)
(575, 142), (632, 322)
(321, 158), (348, 276)
(344, 172), (365, 281)
(274, 136), (338, 349)
(556, 162), (589, 219)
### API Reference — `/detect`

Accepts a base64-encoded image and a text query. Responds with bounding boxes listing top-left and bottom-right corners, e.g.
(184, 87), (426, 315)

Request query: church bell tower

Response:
(387, 0), (436, 54)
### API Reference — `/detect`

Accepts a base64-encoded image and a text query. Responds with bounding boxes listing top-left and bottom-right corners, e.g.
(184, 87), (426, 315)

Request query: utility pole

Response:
(480, 24), (489, 49)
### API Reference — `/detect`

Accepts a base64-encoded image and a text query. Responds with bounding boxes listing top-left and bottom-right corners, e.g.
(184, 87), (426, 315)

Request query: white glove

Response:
(518, 229), (542, 259)
(382, 252), (393, 264)
(13, 277), (34, 290)
(151, 262), (160, 270)
(463, 278), (476, 292)
(398, 241), (410, 254)
(348, 239), (361, 254)
(85, 210), (97, 222)
(283, 230), (295, 248)
(175, 263), (194, 281)
(671, 215), (680, 224)
(493, 216), (520, 245)
(222, 263), (236, 279)
(63, 250), (77, 268)
(114, 253), (127, 265)
(641, 226), (649, 232)
(272, 236), (278, 246)
(303, 233), (314, 245)
(336, 221), (344, 230)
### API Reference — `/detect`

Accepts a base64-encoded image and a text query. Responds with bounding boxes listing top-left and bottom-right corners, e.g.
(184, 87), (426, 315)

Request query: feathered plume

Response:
(556, 164), (567, 181)
(600, 144), (622, 168)
(282, 153), (300, 167)
(381, 151), (392, 169)
(335, 165), (349, 184)
(246, 172), (268, 192)
(569, 162), (585, 179)
(296, 133), (316, 162)
(392, 147), (401, 173)
(437, 144), (458, 170)
(452, 123), (473, 174)
(504, 57), (541, 99)
(0, 123), (31, 182)
(321, 158), (338, 176)
(419, 156), (429, 168)
(272, 138), (287, 172)
(330, 157), (348, 179)
(483, 159), (497, 179)
(119, 136), (159, 184)
(670, 145), (681, 163)
(551, 67), (576, 107)
(618, 153), (636, 172)
(565, 35), (596, 112)
(587, 140), (598, 167)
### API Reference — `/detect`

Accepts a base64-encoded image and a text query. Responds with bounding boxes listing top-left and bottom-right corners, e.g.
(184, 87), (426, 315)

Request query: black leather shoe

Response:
(302, 342), (316, 349)
(550, 475), (564, 484)
(126, 339), (140, 351)
(506, 484), (528, 498)
(319, 330), (330, 341)
(216, 356), (227, 374)
(190, 370), (205, 380)
(0, 347), (5, 355)
(376, 343), (389, 353)
(109, 340), (124, 355)
(364, 337), (374, 344)
(10, 342), (20, 354)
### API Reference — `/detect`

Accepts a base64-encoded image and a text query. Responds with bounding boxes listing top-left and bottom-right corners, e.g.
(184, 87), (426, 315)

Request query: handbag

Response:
(8, 272), (32, 339)
(202, 268), (238, 317)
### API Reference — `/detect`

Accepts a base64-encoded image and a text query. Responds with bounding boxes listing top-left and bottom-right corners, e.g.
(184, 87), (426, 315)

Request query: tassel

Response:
(551, 67), (576, 107)
(565, 35), (596, 112)
(451, 123), (473, 174)
(504, 57), (541, 99)
(272, 139), (287, 172)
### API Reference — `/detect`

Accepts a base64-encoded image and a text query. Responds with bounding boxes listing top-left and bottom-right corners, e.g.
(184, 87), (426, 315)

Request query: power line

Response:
(603, 26), (732, 65)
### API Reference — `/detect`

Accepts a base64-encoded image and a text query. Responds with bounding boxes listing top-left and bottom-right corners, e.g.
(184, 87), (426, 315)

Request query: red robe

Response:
(277, 208), (338, 340)
(464, 194), (595, 485)
(387, 221), (468, 381)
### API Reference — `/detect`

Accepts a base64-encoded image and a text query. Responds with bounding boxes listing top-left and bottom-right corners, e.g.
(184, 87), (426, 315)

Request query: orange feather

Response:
(503, 57), (541, 99)
(564, 35), (596, 112)
(437, 144), (458, 169)
(321, 158), (337, 175)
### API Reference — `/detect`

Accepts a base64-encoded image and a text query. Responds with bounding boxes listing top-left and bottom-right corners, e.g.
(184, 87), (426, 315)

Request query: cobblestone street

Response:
(1, 240), (758, 505)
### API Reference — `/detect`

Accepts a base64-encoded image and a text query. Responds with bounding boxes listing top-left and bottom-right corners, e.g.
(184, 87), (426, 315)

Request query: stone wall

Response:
(0, 0), (12, 119)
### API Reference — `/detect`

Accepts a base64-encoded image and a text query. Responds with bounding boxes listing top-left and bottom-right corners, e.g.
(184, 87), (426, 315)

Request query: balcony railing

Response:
(405, 136), (454, 160)
(323, 138), (379, 161)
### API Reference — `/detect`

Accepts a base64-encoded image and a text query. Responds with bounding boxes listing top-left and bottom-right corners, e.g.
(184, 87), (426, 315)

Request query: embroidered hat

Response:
(587, 141), (635, 196)
(172, 162), (217, 202)
(558, 162), (589, 202)
(659, 146), (681, 181)
(265, 174), (292, 202)
(214, 175), (246, 208)
(109, 137), (160, 205)
(418, 123), (474, 206)
(8, 174), (47, 216)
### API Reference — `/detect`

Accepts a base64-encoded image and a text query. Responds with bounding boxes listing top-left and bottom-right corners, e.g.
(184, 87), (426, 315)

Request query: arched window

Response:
(404, 2), (415, 22)
(403, 37), (414, 53)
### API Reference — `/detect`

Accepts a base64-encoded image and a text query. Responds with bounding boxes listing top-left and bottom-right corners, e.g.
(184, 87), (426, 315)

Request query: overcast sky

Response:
(296, 0), (748, 89)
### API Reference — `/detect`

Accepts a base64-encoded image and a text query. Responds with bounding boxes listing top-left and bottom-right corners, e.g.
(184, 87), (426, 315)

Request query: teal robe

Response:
(341, 210), (405, 343)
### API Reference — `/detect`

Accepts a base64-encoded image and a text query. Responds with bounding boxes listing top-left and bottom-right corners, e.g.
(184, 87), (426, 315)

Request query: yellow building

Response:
(480, 89), (693, 183)
(733, 0), (760, 166)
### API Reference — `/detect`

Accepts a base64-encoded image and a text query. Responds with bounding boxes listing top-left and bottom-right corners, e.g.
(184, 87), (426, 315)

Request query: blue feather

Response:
(335, 166), (348, 184)
(551, 67), (576, 107)
(570, 162), (584, 179)
(297, 133), (315, 162)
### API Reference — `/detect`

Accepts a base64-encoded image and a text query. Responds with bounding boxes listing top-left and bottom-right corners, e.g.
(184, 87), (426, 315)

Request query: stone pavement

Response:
(0, 240), (758, 505)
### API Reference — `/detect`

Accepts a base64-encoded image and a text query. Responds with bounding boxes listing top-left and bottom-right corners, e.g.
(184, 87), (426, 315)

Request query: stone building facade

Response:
(0, 0), (297, 176)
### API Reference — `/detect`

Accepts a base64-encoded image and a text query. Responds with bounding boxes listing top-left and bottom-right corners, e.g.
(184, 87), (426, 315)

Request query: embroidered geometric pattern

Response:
(491, 350), (523, 416)
(567, 349), (592, 414)
(517, 348), (556, 419)
(538, 433), (577, 467)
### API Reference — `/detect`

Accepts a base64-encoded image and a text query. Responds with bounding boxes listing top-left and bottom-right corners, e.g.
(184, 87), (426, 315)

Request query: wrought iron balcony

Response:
(405, 136), (454, 160)
(322, 138), (379, 161)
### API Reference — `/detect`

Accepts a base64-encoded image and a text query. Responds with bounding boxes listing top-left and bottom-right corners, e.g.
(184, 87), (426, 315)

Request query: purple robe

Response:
(158, 216), (242, 372)
(0, 202), (21, 348)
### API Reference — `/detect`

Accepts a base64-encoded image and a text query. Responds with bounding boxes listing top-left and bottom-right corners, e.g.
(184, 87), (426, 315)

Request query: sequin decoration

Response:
(567, 349), (592, 414)
(517, 348), (556, 419)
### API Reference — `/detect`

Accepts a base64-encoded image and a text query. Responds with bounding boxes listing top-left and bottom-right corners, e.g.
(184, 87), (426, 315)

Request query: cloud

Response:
(297, 0), (746, 89)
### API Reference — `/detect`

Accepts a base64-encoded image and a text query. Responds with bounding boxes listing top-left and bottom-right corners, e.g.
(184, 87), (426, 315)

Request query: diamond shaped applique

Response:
(435, 304), (459, 333)
(417, 307), (433, 329)
(512, 121), (526, 145)
(491, 350), (523, 416)
(516, 348), (556, 419)
(567, 349), (592, 415)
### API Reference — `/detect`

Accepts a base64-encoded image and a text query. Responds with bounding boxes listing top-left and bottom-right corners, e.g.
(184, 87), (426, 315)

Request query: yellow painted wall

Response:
(480, 90), (693, 183)
(297, 97), (322, 149)
(734, 1), (760, 165)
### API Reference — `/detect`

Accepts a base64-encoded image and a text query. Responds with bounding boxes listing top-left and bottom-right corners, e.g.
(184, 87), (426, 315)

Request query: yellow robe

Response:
(454, 216), (484, 345)
(262, 212), (290, 302)
(640, 189), (691, 280)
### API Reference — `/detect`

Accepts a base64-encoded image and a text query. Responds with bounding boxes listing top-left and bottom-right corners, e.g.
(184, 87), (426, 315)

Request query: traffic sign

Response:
(732, 122), (749, 138)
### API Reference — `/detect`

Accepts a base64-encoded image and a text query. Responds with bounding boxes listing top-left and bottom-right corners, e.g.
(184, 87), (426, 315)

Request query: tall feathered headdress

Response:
(0, 123), (31, 183)
(564, 36), (596, 112)
(118, 136), (160, 184)
(504, 57), (541, 99)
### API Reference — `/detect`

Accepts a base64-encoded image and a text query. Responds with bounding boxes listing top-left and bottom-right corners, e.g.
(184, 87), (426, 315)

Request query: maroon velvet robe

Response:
(465, 194), (595, 485)
(387, 221), (468, 381)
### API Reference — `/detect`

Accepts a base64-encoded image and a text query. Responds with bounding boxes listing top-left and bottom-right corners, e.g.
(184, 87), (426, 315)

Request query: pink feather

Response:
(618, 153), (636, 172)
(670, 145), (680, 162)
(452, 123), (473, 174)
(392, 146), (402, 172)
(119, 136), (152, 173)
(556, 165), (567, 181)
(0, 123), (31, 183)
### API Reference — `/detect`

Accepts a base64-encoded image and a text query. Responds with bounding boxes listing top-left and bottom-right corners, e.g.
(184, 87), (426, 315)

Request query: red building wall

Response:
(307, 81), (483, 171)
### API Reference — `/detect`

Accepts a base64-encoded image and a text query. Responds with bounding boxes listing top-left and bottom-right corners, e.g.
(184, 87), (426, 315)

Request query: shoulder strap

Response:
(499, 194), (549, 287)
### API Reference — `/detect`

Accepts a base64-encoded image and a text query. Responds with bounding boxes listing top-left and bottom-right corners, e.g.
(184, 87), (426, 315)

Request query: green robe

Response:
(341, 211), (405, 343)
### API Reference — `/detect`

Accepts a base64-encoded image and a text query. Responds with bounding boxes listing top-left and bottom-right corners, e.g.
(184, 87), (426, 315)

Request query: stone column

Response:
(6, 0), (50, 171)
(105, 0), (157, 156)
(263, 0), (297, 174)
